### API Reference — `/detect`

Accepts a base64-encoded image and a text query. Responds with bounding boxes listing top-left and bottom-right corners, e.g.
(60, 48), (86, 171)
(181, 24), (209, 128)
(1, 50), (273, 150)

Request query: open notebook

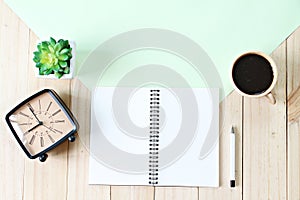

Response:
(89, 87), (219, 187)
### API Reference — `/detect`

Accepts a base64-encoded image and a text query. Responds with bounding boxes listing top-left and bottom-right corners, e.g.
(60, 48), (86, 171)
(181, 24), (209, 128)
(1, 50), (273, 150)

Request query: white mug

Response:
(231, 51), (278, 104)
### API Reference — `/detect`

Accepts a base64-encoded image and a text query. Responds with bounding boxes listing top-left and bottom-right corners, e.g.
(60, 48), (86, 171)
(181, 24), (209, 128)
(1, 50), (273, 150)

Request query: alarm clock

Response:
(5, 89), (78, 162)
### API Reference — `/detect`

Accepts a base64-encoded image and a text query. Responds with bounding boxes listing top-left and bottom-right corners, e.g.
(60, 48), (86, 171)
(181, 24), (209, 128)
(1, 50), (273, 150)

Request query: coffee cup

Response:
(231, 51), (278, 104)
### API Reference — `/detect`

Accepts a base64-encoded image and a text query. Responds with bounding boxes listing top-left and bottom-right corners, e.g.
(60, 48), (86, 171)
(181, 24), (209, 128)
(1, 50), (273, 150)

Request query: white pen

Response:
(230, 126), (236, 187)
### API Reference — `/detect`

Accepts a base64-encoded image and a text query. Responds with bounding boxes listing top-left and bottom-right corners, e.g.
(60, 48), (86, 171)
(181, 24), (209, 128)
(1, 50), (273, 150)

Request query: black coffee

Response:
(232, 53), (274, 95)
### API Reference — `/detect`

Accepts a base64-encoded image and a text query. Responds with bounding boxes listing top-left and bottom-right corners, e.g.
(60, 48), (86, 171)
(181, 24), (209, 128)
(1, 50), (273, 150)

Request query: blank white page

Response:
(89, 87), (219, 187)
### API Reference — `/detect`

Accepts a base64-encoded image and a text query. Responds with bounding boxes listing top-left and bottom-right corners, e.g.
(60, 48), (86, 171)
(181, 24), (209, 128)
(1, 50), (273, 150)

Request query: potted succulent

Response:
(33, 37), (75, 79)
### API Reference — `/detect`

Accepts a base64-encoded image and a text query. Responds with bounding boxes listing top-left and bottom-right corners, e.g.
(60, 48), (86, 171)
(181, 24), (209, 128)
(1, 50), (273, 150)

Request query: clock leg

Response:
(39, 154), (48, 162)
(68, 134), (76, 142)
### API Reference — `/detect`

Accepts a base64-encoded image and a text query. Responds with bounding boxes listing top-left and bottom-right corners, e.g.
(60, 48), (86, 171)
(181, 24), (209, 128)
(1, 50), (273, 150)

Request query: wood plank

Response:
(22, 31), (71, 200)
(243, 41), (287, 199)
(287, 26), (300, 200)
(111, 186), (154, 200)
(68, 79), (110, 200)
(0, 1), (29, 199)
(199, 91), (243, 199)
(155, 187), (198, 200)
(287, 27), (300, 95)
(287, 121), (300, 199)
(288, 86), (300, 122)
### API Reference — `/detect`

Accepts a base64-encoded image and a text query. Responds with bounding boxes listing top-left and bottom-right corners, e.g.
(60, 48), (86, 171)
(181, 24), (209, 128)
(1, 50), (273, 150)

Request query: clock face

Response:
(6, 89), (77, 159)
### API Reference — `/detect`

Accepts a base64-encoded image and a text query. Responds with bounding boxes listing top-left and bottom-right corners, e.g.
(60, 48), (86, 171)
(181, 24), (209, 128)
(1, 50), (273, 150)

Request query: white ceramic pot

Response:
(34, 40), (76, 79)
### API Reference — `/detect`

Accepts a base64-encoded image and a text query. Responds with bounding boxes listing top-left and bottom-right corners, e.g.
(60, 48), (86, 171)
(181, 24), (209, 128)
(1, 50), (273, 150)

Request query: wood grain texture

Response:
(287, 121), (300, 199)
(1, 0), (300, 198)
(287, 27), (300, 200)
(288, 86), (300, 122)
(0, 1), (27, 199)
(155, 187), (198, 200)
(199, 91), (243, 199)
(243, 41), (287, 200)
(68, 79), (110, 200)
(287, 27), (300, 96)
(111, 186), (154, 200)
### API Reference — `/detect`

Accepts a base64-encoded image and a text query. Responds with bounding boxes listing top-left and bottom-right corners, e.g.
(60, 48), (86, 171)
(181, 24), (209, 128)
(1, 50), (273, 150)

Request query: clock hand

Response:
(28, 105), (42, 123)
(25, 122), (43, 134)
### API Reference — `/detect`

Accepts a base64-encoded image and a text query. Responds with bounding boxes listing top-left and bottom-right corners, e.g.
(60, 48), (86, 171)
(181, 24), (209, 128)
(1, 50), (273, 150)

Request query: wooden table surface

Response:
(1, 1), (300, 199)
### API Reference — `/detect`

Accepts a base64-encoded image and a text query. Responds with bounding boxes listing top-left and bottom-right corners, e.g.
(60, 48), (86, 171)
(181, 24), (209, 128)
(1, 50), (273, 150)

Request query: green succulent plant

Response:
(33, 37), (73, 79)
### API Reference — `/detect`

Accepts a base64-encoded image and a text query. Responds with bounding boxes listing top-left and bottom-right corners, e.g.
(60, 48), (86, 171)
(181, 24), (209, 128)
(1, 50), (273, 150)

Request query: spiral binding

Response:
(149, 89), (160, 185)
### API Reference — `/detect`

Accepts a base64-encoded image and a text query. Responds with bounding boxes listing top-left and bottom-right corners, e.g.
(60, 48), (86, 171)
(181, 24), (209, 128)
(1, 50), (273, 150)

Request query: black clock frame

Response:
(5, 89), (78, 162)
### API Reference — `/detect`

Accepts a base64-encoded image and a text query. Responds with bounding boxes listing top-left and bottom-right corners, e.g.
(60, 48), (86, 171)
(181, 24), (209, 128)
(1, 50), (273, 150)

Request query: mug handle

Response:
(265, 92), (276, 104)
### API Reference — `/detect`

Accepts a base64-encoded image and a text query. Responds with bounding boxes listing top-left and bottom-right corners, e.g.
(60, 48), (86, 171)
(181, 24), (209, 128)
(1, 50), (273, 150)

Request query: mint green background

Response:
(96, 50), (207, 88)
(5, 0), (300, 96)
